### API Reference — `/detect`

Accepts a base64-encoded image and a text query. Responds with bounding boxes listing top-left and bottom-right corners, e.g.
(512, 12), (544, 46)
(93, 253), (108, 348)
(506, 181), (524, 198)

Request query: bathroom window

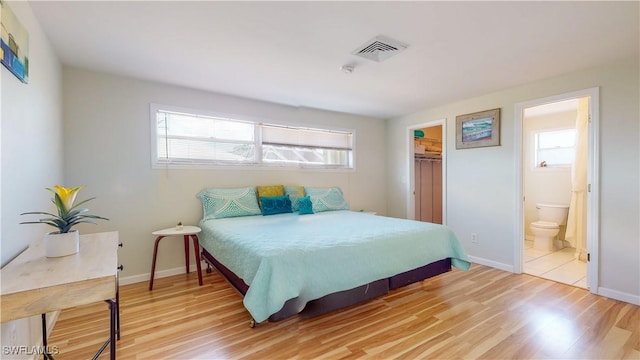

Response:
(534, 129), (576, 168)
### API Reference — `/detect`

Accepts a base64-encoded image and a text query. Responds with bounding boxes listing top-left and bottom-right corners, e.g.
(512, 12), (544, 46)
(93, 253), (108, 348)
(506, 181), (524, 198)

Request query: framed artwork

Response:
(456, 108), (500, 149)
(1, 0), (29, 83)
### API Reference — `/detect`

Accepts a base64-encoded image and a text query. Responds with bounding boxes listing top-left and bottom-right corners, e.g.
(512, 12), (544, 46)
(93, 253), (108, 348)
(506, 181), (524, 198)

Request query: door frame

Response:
(406, 119), (447, 223)
(514, 87), (599, 293)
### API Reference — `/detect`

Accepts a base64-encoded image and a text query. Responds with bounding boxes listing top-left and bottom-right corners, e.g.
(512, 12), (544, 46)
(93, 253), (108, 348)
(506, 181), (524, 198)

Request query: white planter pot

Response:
(45, 230), (80, 257)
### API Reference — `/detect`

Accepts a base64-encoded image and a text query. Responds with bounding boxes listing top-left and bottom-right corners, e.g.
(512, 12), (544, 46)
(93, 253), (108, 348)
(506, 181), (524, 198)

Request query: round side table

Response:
(149, 225), (203, 290)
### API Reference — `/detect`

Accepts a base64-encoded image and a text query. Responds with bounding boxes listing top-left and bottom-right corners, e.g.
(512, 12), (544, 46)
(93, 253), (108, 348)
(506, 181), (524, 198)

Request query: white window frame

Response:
(150, 103), (355, 171)
(532, 127), (576, 170)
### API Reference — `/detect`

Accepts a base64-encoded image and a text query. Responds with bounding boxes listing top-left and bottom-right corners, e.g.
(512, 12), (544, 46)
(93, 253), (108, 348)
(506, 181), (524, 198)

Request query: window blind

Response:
(261, 124), (353, 150)
(156, 110), (255, 163)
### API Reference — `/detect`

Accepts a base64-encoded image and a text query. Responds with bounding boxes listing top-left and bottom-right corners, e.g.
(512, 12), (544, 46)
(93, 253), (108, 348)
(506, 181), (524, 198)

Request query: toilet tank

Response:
(536, 203), (569, 225)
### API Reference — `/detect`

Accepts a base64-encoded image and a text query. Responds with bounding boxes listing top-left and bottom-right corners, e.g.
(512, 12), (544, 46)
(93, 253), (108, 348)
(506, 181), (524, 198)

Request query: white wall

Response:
(386, 56), (639, 303)
(0, 1), (63, 355)
(523, 110), (575, 239)
(62, 67), (387, 279)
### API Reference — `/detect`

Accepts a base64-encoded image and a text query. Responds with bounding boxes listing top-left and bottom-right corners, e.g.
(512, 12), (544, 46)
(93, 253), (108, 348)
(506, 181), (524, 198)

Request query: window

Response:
(261, 124), (352, 167)
(534, 128), (576, 168)
(151, 104), (354, 169)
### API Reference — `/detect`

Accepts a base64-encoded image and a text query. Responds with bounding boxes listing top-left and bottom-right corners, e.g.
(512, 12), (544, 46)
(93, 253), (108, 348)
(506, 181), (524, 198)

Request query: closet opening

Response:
(407, 120), (446, 224)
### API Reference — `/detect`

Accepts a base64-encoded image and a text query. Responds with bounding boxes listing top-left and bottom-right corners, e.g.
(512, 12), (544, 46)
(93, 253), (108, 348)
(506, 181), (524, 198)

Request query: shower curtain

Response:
(565, 97), (588, 261)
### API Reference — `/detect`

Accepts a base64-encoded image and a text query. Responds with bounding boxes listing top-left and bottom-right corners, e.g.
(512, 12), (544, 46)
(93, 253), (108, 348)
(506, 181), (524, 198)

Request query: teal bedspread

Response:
(199, 210), (470, 323)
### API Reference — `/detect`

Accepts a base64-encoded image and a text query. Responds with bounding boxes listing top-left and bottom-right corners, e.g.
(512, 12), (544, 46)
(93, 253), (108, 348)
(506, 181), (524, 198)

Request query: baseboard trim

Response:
(597, 287), (640, 306)
(119, 262), (205, 286)
(467, 255), (514, 273)
(468, 256), (639, 306)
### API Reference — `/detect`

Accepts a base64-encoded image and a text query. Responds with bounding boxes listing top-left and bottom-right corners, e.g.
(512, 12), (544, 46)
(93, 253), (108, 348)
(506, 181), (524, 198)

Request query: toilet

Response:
(530, 203), (569, 252)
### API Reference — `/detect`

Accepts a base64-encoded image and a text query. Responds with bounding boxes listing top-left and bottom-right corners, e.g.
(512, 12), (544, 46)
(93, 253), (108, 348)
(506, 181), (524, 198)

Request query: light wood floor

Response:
(48, 264), (639, 359)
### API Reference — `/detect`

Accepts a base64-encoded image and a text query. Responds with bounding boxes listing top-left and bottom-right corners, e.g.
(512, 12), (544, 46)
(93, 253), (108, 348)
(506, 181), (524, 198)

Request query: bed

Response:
(198, 209), (470, 326)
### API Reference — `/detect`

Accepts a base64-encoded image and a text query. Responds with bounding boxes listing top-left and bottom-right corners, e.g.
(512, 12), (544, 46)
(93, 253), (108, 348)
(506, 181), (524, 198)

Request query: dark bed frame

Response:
(201, 247), (452, 326)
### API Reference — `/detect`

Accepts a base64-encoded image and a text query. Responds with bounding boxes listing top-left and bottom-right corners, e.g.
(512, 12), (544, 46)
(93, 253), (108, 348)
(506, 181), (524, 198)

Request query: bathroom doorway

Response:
(514, 88), (599, 292)
(407, 120), (446, 223)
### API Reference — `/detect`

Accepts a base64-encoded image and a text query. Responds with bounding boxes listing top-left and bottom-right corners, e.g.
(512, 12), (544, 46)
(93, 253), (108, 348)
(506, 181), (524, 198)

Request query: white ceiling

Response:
(30, 1), (638, 119)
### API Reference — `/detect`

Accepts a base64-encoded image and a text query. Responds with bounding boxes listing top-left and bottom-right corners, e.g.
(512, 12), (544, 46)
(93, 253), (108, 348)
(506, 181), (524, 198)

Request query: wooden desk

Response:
(1, 231), (119, 359)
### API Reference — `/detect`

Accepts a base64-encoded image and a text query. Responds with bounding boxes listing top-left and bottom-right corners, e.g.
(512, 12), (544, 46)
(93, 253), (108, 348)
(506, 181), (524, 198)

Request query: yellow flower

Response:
(49, 185), (84, 211)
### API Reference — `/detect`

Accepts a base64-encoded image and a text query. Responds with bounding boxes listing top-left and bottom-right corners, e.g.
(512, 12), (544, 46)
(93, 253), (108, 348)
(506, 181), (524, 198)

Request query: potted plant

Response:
(21, 185), (109, 257)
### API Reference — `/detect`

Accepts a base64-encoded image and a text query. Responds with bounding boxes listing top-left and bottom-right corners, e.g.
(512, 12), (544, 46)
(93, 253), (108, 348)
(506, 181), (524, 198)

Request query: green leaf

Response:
(66, 208), (89, 218)
(20, 221), (53, 225)
(69, 197), (96, 211)
(20, 211), (57, 216)
(72, 220), (98, 226)
(79, 214), (109, 220)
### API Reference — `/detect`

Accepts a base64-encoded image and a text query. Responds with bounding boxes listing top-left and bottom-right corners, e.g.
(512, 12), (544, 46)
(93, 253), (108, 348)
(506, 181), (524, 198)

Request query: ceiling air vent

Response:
(352, 35), (408, 62)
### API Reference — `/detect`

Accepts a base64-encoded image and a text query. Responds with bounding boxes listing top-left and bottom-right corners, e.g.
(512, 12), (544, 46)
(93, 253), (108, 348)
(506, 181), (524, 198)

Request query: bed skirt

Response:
(201, 248), (452, 323)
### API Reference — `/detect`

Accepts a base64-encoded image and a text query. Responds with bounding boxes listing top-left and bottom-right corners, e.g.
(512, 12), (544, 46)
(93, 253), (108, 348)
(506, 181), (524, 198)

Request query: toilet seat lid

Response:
(531, 221), (559, 229)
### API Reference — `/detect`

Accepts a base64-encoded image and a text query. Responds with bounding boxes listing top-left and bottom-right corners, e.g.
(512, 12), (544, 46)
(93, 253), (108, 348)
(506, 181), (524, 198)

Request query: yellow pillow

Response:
(256, 185), (284, 208)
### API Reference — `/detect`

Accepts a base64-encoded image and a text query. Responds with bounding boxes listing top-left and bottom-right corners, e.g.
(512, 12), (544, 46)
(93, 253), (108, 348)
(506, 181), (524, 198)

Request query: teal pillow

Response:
(260, 195), (293, 216)
(298, 196), (314, 215)
(196, 187), (262, 219)
(305, 187), (349, 213)
(284, 185), (305, 212)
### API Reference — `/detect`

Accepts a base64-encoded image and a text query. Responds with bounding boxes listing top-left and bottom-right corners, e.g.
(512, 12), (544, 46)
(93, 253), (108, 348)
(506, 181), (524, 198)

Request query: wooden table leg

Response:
(149, 236), (165, 290)
(191, 235), (203, 286)
(183, 235), (190, 274)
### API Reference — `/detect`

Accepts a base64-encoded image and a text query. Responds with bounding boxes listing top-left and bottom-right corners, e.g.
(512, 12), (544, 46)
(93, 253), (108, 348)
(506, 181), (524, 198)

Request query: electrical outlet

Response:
(471, 233), (478, 244)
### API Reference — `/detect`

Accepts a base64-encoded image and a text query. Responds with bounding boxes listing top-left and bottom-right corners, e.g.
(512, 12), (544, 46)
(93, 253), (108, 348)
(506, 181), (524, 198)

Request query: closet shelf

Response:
(414, 137), (442, 142)
(415, 154), (442, 160)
